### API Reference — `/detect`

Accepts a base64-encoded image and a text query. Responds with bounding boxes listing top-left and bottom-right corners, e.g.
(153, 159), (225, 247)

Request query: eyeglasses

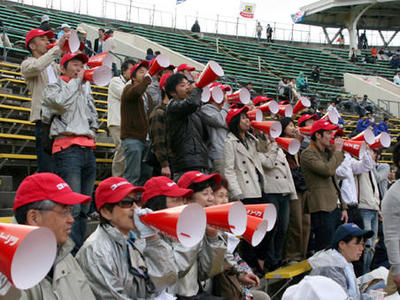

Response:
(39, 206), (73, 218)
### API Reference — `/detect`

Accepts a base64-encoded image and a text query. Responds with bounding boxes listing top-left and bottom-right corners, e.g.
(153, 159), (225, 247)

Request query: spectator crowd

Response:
(1, 20), (400, 300)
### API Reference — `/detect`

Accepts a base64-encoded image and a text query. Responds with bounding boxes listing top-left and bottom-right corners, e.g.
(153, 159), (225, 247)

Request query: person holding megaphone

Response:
(76, 177), (179, 299)
(142, 174), (227, 299)
(41, 52), (99, 255)
(0, 173), (96, 299)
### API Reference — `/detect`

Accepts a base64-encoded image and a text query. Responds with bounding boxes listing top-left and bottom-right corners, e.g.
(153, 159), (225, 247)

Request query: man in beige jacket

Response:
(21, 28), (69, 172)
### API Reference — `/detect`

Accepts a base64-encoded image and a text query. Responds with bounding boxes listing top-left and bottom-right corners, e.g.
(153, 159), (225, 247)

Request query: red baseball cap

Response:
(159, 73), (171, 90)
(333, 128), (345, 138)
(13, 173), (90, 211)
(310, 119), (338, 135)
(298, 114), (318, 127)
(95, 177), (145, 210)
(59, 52), (88, 67)
(142, 176), (193, 203)
(226, 106), (249, 126)
(177, 63), (195, 72)
(130, 60), (149, 78)
(25, 29), (54, 48)
(177, 171), (222, 189)
(279, 100), (290, 105)
(253, 96), (272, 106)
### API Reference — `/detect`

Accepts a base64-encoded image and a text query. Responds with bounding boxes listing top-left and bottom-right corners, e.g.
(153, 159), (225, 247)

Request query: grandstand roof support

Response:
(344, 2), (376, 55)
(378, 30), (398, 47)
(322, 27), (343, 44)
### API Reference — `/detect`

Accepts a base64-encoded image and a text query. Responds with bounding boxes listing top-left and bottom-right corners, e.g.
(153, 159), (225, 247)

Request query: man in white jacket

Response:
(107, 59), (135, 177)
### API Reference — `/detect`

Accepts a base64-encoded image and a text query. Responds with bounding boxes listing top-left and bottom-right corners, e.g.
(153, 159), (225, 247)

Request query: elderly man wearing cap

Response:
(41, 52), (98, 254)
(21, 28), (70, 173)
(76, 177), (178, 299)
(148, 73), (172, 177)
(300, 119), (348, 252)
(308, 223), (374, 300)
(164, 73), (209, 181)
(199, 82), (231, 174)
(76, 26), (92, 57)
(121, 61), (153, 186)
(107, 59), (136, 177)
(0, 173), (95, 299)
(57, 23), (71, 40)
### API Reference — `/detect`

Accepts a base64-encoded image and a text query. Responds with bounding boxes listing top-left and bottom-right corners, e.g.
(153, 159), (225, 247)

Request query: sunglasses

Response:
(116, 196), (141, 208)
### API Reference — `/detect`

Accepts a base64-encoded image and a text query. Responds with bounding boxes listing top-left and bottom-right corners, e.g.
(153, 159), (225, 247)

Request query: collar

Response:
(54, 238), (75, 265)
(101, 223), (129, 247)
(59, 75), (71, 83)
(120, 74), (127, 84)
(103, 35), (111, 41)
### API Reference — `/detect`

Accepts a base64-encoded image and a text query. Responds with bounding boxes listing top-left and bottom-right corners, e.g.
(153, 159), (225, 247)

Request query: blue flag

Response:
(291, 10), (306, 23)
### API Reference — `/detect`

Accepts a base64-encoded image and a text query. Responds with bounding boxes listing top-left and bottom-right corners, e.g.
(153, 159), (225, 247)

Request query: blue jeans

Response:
(360, 209), (378, 274)
(311, 208), (342, 251)
(260, 193), (291, 267)
(122, 138), (152, 186)
(34, 121), (54, 173)
(54, 146), (96, 254)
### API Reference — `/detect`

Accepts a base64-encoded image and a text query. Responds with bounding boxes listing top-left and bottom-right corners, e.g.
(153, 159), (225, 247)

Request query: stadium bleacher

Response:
(0, 2), (398, 190)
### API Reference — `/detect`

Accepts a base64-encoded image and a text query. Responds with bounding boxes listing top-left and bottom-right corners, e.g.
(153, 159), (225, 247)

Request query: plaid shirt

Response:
(149, 103), (169, 167)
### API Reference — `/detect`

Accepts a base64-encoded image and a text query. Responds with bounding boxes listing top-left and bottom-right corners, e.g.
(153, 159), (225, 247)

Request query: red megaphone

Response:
(0, 223), (57, 289)
(204, 202), (247, 235)
(84, 66), (112, 87)
(227, 88), (251, 105)
(148, 54), (170, 76)
(140, 203), (206, 247)
(369, 132), (391, 149)
(276, 137), (301, 155)
(251, 121), (282, 138)
(293, 96), (311, 115)
(331, 139), (367, 159)
(321, 110), (339, 125)
(245, 204), (277, 231)
(196, 60), (224, 88)
(299, 126), (312, 136)
(278, 104), (293, 118)
(350, 128), (375, 145)
(247, 109), (263, 122)
(243, 216), (269, 247)
(47, 30), (80, 53)
(209, 85), (224, 104)
(258, 100), (279, 114)
(87, 52), (112, 68)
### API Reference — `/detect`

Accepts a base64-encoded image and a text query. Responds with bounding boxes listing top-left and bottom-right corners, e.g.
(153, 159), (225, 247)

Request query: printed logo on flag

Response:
(239, 2), (256, 19)
(176, 0), (187, 4)
(291, 10), (306, 23)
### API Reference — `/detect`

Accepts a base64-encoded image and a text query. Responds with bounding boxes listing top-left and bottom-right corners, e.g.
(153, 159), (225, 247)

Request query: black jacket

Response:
(166, 87), (209, 173)
(94, 38), (101, 53)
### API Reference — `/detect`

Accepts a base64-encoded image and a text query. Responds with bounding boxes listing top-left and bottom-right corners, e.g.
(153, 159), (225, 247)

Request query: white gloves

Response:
(133, 208), (157, 239)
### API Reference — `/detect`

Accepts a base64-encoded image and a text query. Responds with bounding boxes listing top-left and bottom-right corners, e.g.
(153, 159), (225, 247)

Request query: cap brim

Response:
(325, 124), (339, 131)
(164, 186), (194, 199)
(194, 173), (222, 186)
(53, 191), (91, 206)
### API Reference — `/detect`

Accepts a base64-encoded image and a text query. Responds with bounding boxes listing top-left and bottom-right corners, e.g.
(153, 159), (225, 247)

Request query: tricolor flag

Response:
(291, 10), (306, 23)
(239, 2), (256, 19)
(176, 0), (187, 4)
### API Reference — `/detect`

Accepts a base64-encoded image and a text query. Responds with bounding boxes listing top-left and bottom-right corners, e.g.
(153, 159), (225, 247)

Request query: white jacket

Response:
(107, 75), (127, 127)
(336, 152), (374, 205)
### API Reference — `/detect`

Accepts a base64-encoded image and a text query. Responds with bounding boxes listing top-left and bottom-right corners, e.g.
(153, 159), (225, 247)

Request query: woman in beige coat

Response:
(223, 106), (268, 273)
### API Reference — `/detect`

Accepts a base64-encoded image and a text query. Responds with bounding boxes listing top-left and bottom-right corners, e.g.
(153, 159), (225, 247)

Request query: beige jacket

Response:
(107, 75), (127, 127)
(223, 132), (267, 200)
(356, 171), (380, 211)
(21, 46), (62, 122)
(0, 239), (95, 300)
(259, 139), (297, 199)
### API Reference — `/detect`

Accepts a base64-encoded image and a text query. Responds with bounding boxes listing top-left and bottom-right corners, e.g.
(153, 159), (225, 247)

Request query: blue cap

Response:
(332, 223), (373, 248)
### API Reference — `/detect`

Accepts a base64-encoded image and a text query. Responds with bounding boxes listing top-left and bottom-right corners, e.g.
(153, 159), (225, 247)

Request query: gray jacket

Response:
(42, 78), (99, 139)
(199, 103), (229, 161)
(0, 239), (95, 300)
(166, 234), (226, 297)
(76, 224), (177, 300)
(309, 249), (373, 300)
